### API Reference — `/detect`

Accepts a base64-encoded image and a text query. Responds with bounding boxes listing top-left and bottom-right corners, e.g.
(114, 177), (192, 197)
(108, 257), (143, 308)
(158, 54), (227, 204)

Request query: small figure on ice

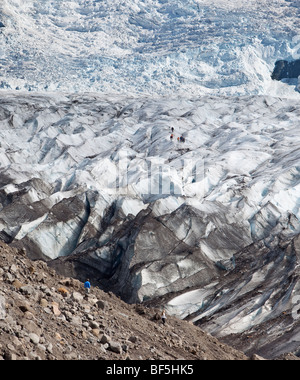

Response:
(161, 309), (167, 325)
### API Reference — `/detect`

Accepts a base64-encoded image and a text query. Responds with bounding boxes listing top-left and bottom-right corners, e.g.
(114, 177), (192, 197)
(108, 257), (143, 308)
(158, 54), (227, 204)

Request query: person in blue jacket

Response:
(84, 279), (91, 294)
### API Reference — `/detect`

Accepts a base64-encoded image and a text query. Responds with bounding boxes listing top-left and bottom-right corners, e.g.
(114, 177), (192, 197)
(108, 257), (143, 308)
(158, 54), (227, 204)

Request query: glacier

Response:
(1, 0), (300, 96)
(0, 91), (299, 358)
(0, 0), (300, 359)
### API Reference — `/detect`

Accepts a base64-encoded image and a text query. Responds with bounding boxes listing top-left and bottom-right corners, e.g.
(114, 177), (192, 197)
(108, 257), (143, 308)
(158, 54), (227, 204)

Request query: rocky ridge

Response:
(0, 240), (251, 361)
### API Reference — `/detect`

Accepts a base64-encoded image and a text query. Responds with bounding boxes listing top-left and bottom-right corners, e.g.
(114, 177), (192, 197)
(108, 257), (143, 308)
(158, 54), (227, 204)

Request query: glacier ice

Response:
(0, 93), (299, 316)
(0, 0), (300, 359)
(0, 0), (300, 97)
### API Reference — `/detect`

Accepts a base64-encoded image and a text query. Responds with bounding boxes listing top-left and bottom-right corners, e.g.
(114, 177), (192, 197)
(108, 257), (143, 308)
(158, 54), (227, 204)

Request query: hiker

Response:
(171, 127), (174, 132)
(84, 279), (91, 294)
(161, 309), (167, 325)
(170, 134), (174, 140)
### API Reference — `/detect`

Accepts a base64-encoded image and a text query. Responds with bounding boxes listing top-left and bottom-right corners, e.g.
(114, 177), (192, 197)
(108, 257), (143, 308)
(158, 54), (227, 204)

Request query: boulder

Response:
(100, 334), (110, 344)
(57, 287), (69, 298)
(29, 333), (40, 345)
(109, 341), (122, 354)
(72, 291), (84, 303)
(17, 300), (35, 315)
(96, 300), (108, 311)
(52, 302), (61, 317)
(70, 315), (82, 326)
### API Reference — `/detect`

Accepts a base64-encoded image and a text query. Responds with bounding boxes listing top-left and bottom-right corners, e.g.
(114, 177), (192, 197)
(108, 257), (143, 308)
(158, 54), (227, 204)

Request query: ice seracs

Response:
(1, 0), (300, 97)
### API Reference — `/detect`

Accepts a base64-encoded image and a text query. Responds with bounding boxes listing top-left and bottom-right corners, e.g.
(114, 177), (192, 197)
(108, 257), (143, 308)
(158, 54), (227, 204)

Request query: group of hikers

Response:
(170, 127), (185, 143)
(83, 279), (168, 326)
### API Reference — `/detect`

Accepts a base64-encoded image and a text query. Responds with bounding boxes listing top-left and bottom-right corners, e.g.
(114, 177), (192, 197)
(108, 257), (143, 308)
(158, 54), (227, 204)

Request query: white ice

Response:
(0, 0), (300, 98)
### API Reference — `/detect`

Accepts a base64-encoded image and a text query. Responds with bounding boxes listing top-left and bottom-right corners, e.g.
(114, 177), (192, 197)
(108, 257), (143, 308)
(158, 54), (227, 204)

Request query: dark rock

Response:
(96, 300), (108, 311)
(271, 59), (300, 80)
(3, 350), (17, 360)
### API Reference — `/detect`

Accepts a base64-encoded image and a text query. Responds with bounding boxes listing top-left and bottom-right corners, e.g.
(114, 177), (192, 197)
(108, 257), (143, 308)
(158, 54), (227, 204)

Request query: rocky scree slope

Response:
(0, 240), (250, 361)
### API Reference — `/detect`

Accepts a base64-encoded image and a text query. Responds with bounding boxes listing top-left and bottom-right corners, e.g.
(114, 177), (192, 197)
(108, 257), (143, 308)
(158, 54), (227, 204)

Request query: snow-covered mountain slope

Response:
(1, 0), (300, 96)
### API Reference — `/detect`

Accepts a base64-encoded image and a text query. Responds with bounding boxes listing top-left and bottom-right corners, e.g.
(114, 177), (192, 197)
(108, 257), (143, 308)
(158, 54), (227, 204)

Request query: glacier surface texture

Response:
(0, 0), (300, 358)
